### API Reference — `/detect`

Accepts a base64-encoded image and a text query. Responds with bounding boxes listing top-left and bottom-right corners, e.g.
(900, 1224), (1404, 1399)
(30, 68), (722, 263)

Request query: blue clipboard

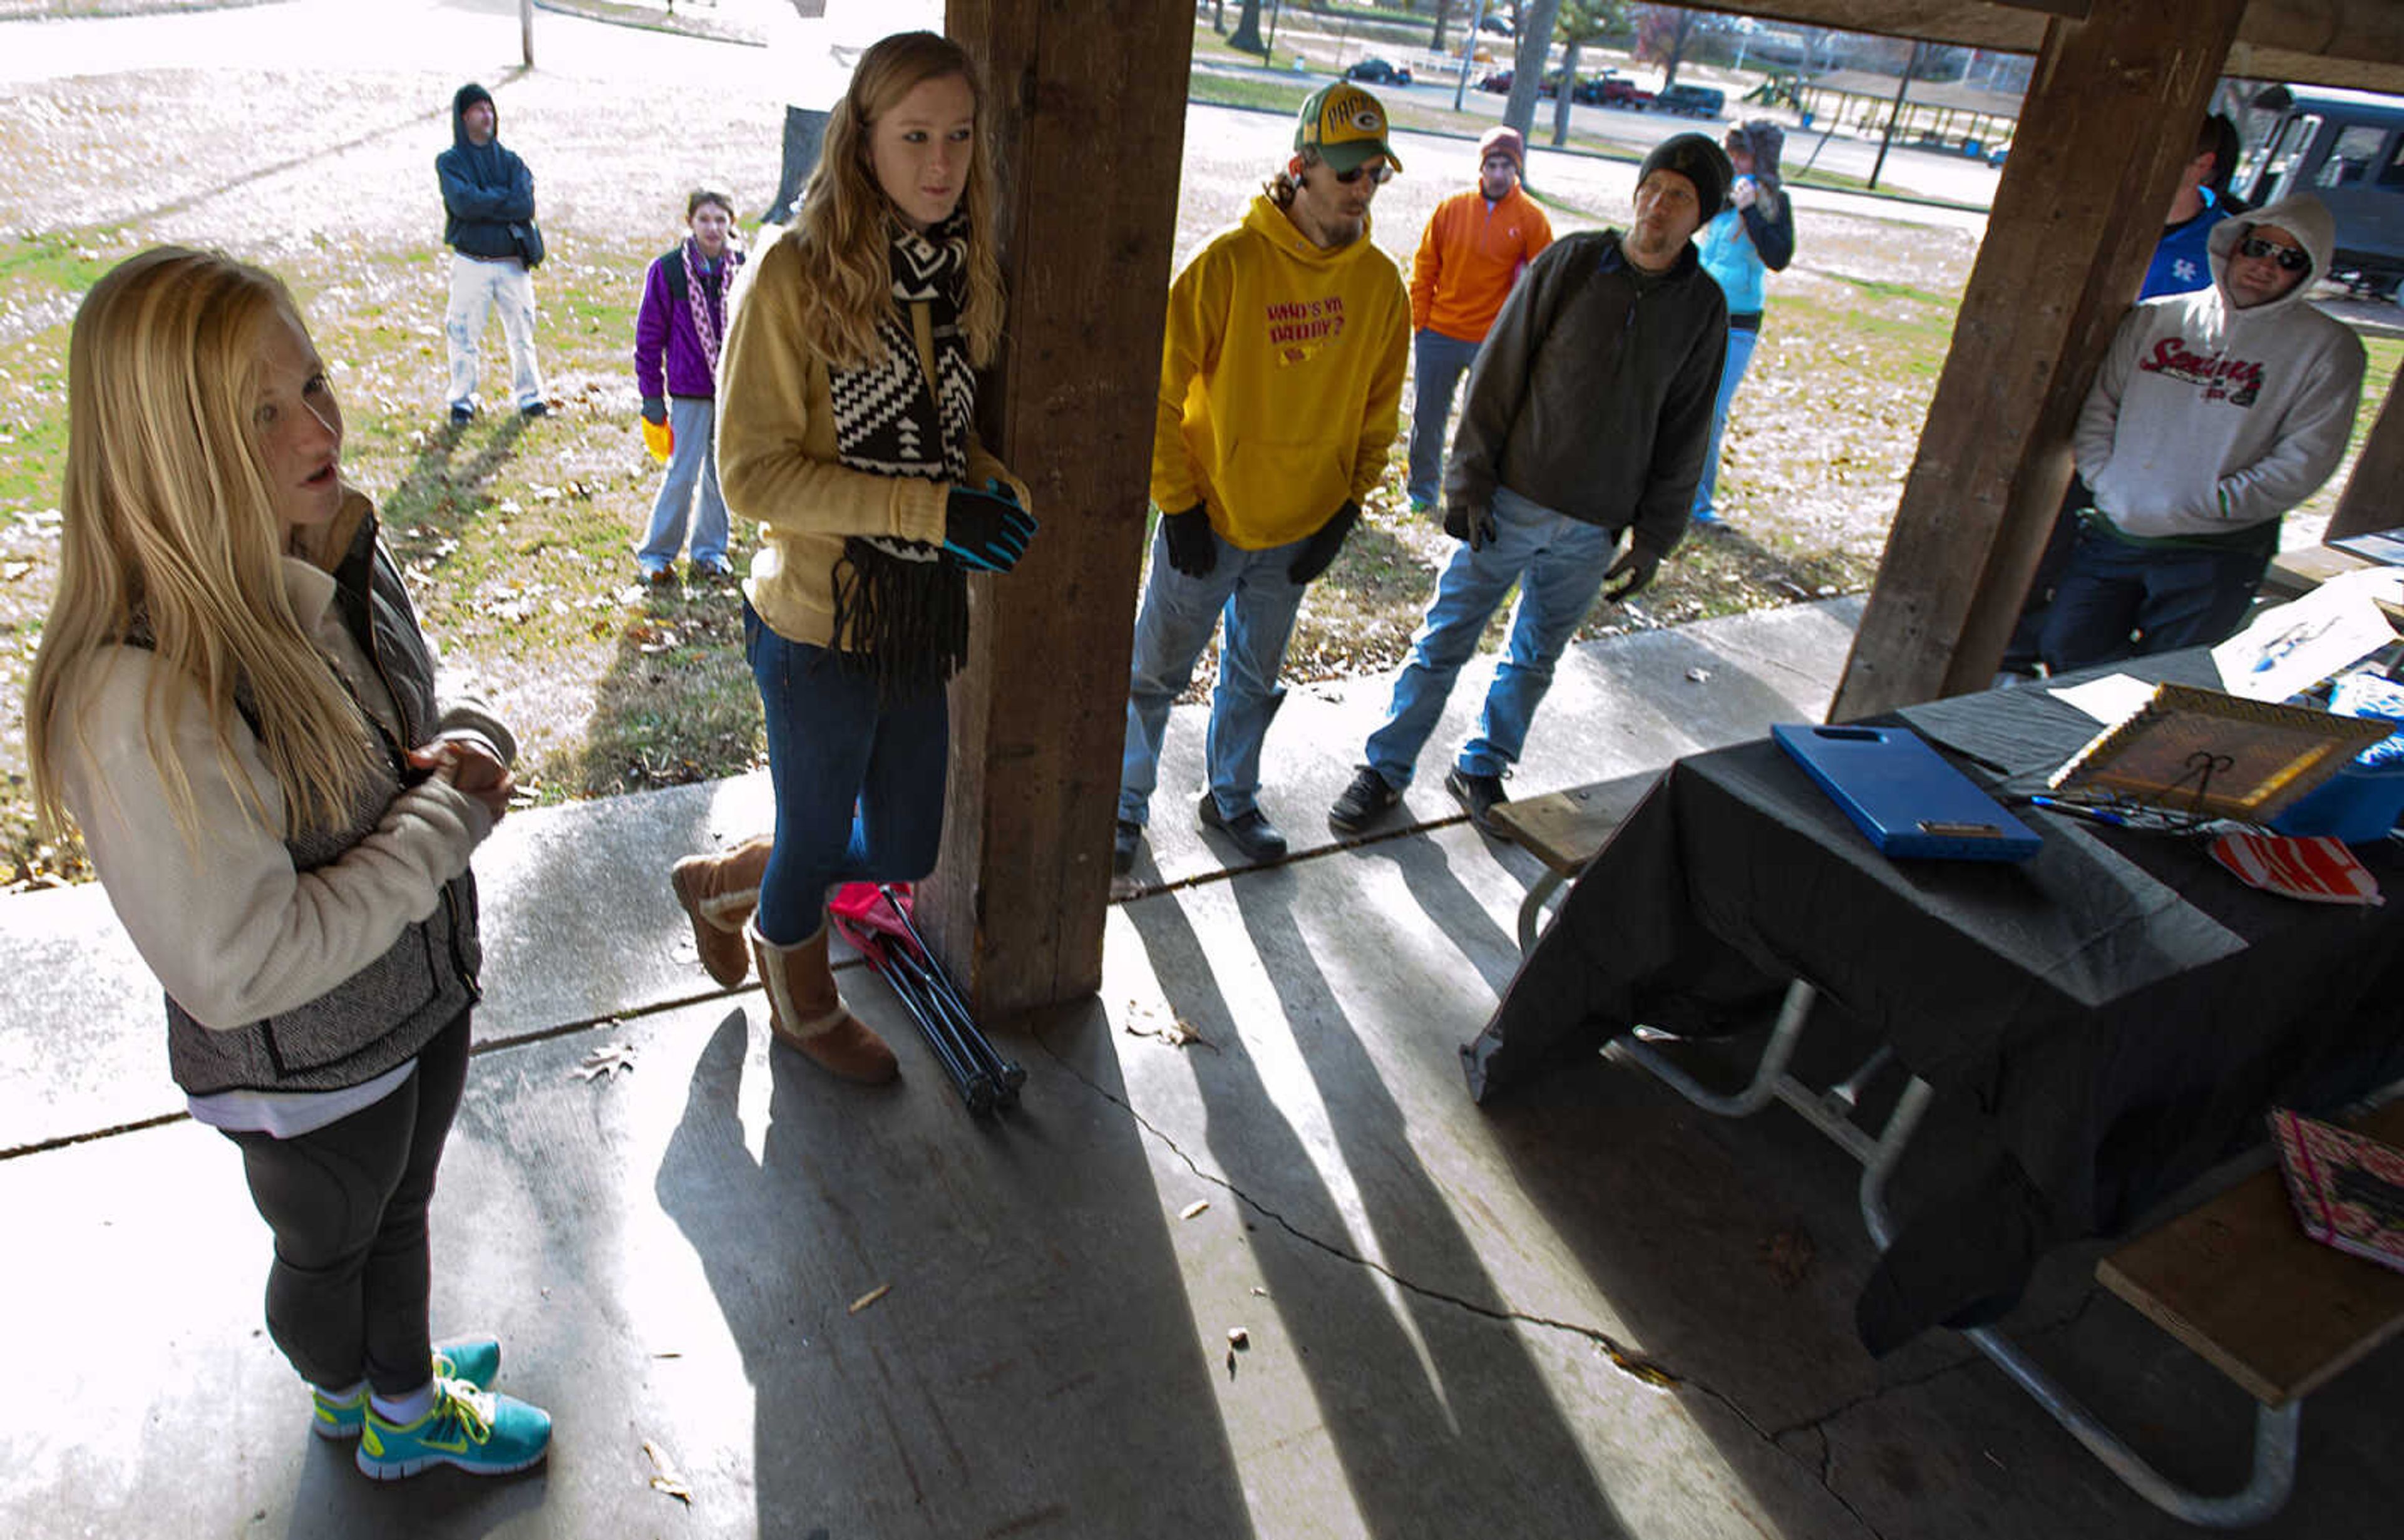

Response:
(1773, 723), (2042, 862)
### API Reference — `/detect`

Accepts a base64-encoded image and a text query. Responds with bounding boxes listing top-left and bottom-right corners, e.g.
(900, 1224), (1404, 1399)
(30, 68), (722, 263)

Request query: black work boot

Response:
(1197, 793), (1288, 863)
(1328, 766), (1402, 834)
(1446, 767), (1512, 841)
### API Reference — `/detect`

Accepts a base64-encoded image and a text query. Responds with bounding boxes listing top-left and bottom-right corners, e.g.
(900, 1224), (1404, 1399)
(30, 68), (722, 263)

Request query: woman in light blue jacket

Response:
(1692, 120), (1795, 526)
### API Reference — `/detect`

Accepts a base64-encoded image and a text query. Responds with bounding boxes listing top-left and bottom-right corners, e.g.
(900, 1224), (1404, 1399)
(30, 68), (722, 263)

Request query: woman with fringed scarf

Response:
(634, 186), (746, 583)
(665, 30), (1037, 1086)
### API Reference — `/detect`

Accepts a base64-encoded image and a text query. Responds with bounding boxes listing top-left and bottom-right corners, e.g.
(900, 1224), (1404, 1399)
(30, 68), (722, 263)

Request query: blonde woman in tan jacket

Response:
(668, 31), (1036, 1084)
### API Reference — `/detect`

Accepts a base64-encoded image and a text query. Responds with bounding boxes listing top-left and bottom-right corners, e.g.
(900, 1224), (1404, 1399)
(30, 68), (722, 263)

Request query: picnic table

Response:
(1463, 653), (2404, 1522)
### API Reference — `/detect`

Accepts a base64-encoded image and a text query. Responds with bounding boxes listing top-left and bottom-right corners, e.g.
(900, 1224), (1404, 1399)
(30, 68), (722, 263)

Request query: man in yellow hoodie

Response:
(1114, 82), (1412, 876)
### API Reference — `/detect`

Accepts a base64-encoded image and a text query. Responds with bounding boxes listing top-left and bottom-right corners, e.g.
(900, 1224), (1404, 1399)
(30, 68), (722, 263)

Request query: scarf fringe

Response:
(830, 540), (969, 702)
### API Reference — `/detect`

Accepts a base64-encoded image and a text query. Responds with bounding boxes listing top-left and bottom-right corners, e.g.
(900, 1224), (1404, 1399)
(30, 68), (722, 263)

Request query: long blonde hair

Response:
(791, 30), (1006, 371)
(26, 246), (374, 844)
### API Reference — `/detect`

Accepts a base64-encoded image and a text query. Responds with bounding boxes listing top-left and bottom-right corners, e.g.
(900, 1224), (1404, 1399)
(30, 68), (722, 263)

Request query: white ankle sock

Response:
(370, 1381), (437, 1424)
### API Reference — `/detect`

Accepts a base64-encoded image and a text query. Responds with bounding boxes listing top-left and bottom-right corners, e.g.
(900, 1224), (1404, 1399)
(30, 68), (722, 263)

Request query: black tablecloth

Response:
(1462, 666), (2404, 1350)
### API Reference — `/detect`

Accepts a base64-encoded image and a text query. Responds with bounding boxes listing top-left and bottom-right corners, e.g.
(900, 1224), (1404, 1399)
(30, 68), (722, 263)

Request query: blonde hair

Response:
(790, 30), (1005, 371)
(26, 246), (374, 845)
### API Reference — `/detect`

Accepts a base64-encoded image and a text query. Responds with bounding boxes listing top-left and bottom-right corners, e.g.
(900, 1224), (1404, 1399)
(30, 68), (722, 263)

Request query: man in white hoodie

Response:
(2040, 194), (2366, 671)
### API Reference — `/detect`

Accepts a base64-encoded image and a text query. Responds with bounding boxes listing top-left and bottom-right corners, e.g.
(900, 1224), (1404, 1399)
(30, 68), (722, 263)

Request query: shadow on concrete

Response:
(1126, 882), (1631, 1536)
(655, 1002), (1256, 1534)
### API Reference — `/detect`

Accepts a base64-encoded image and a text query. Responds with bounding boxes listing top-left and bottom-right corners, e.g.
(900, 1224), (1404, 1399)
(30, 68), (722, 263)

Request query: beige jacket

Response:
(716, 230), (1025, 648)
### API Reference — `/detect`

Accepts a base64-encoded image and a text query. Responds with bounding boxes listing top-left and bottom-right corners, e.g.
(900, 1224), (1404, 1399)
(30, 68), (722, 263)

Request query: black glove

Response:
(1601, 543), (1661, 603)
(1288, 500), (1359, 584)
(640, 396), (668, 426)
(1161, 503), (1216, 578)
(942, 485), (1039, 573)
(1442, 503), (1497, 550)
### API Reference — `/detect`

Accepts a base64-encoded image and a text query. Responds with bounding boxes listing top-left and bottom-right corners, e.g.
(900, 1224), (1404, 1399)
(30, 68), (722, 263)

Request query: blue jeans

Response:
(1692, 324), (1759, 521)
(639, 396), (729, 567)
(746, 603), (948, 943)
(2037, 520), (2273, 673)
(1407, 329), (1482, 508)
(1118, 521), (1312, 826)
(1364, 485), (1621, 789)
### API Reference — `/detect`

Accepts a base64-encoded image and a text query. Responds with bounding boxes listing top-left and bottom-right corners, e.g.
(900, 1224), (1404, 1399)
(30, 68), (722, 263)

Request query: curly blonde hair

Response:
(26, 247), (374, 844)
(789, 31), (1006, 371)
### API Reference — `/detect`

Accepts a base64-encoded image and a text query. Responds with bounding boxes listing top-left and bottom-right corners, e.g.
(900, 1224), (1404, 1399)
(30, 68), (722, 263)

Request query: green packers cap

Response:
(1294, 81), (1402, 175)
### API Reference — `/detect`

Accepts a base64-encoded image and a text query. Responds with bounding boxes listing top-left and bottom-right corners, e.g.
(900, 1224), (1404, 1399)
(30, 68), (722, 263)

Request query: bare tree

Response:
(1228, 0), (1266, 55)
(1549, 0), (1625, 147)
(1635, 4), (1698, 92)
(1500, 0), (1565, 154)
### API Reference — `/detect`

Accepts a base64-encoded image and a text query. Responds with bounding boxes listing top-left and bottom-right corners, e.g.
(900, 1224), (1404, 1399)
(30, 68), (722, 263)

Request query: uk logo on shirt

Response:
(2171, 256), (2201, 285)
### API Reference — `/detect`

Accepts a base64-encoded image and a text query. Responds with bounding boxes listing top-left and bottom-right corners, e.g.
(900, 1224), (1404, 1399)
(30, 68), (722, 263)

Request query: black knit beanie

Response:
(1638, 133), (1732, 218)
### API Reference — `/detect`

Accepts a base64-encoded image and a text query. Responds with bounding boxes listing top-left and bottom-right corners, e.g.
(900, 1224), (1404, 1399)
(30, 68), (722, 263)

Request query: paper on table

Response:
(2049, 673), (2158, 724)
(2211, 573), (2399, 704)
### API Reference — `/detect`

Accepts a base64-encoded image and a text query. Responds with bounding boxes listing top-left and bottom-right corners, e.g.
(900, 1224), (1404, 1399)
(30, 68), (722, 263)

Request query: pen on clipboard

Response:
(2028, 795), (2129, 828)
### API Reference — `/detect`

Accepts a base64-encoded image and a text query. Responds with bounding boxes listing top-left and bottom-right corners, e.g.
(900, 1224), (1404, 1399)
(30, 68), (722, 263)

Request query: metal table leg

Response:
(1615, 1006), (2303, 1526)
(1517, 870), (1564, 953)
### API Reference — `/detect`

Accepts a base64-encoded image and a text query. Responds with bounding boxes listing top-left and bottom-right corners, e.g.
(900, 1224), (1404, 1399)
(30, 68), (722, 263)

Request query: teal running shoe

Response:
(310, 1337), (503, 1442)
(355, 1375), (552, 1480)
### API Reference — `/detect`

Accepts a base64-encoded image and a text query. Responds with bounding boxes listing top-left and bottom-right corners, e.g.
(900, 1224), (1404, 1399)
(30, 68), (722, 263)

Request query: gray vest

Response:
(155, 516), (483, 1096)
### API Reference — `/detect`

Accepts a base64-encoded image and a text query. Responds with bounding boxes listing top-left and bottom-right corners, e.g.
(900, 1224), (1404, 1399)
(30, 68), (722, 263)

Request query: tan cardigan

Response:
(716, 229), (1025, 650)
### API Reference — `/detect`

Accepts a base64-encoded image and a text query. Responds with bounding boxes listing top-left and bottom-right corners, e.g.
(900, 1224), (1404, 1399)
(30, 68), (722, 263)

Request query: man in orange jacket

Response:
(1405, 126), (1553, 513)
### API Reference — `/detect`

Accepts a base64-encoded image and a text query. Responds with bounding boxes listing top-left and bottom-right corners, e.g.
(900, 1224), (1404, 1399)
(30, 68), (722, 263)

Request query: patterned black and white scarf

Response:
(826, 212), (977, 702)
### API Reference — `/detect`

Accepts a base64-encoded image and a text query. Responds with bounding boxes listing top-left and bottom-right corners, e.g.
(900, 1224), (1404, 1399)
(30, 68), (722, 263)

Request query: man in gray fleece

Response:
(1330, 132), (1730, 839)
(2040, 193), (2366, 671)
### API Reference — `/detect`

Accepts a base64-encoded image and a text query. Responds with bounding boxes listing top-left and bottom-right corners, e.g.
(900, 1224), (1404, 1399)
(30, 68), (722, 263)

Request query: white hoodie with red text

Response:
(2075, 193), (2366, 542)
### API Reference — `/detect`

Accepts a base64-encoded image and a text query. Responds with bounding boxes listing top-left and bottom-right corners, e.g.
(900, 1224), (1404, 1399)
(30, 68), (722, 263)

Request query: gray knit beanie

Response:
(1638, 132), (1732, 217)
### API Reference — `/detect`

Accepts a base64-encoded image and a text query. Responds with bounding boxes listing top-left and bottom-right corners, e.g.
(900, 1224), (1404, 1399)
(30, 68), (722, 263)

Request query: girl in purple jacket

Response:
(634, 188), (746, 582)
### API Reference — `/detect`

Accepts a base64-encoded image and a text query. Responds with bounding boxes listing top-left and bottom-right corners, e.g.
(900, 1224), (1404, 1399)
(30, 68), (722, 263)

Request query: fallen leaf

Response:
(1685, 666), (1712, 684)
(574, 1042), (637, 1080)
(1226, 1327), (1249, 1350)
(1, 560), (31, 582)
(642, 1438), (693, 1504)
(849, 1283), (892, 1314)
(1179, 1199), (1210, 1221)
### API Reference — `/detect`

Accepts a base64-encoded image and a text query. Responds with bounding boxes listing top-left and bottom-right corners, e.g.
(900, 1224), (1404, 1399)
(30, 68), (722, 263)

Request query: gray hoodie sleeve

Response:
(2213, 327), (2366, 528)
(2072, 304), (2149, 490)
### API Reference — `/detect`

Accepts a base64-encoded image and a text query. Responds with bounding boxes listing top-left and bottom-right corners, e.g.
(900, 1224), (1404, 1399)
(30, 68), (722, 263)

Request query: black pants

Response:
(225, 1011), (471, 1397)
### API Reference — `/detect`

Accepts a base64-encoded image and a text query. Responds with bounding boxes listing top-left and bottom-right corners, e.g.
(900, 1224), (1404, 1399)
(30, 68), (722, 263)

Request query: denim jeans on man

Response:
(1691, 325), (1759, 521)
(1118, 520), (1312, 828)
(444, 252), (545, 413)
(639, 398), (730, 568)
(1364, 485), (1620, 789)
(2037, 518), (2271, 673)
(746, 602), (948, 943)
(1407, 329), (1483, 508)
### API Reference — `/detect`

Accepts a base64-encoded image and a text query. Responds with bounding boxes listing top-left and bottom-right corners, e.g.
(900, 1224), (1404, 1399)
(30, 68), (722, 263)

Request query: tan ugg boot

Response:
(670, 836), (774, 987)
(747, 918), (900, 1084)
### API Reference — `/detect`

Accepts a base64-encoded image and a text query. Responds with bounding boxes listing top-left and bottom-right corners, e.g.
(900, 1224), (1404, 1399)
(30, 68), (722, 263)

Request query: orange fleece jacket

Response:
(1409, 184), (1554, 343)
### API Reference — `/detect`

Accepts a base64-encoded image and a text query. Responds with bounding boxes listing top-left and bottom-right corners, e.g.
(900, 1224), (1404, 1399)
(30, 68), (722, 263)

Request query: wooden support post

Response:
(2325, 379), (2404, 540)
(1829, 0), (2246, 721)
(922, 0), (1192, 1018)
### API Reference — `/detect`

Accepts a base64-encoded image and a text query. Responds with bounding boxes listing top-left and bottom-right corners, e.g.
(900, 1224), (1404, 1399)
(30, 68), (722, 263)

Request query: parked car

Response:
(1653, 83), (1725, 120)
(1583, 74), (1655, 111)
(1479, 69), (1514, 94)
(1345, 58), (1412, 88)
(1478, 12), (1513, 34)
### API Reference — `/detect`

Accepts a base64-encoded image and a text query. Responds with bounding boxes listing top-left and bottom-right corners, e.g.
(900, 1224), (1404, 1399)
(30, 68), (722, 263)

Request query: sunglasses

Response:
(1332, 160), (1394, 186)
(2237, 236), (2311, 273)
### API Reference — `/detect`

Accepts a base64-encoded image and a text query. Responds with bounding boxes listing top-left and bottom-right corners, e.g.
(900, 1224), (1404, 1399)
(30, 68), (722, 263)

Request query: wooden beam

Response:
(1829, 0), (2247, 720)
(922, 0), (1191, 1018)
(1689, 2), (2404, 93)
(2325, 379), (2404, 541)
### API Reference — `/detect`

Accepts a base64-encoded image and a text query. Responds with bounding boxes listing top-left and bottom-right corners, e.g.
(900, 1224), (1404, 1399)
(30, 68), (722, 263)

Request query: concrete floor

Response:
(6, 598), (2401, 1539)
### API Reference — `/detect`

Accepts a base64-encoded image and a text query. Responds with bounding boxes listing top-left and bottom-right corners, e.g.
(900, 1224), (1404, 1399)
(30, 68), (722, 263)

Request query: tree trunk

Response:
(1430, 0), (1450, 54)
(1215, 0), (1226, 33)
(1660, 15), (1692, 91)
(1501, 0), (1564, 151)
(1229, 0), (1266, 54)
(1551, 40), (1580, 146)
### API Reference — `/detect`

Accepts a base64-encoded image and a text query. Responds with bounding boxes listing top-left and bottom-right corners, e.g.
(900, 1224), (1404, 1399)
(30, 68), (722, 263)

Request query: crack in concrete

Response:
(1036, 1015), (1899, 1537)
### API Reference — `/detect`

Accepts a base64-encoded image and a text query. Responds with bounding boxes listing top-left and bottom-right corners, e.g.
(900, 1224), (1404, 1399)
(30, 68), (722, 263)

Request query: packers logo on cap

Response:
(1295, 82), (1402, 175)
